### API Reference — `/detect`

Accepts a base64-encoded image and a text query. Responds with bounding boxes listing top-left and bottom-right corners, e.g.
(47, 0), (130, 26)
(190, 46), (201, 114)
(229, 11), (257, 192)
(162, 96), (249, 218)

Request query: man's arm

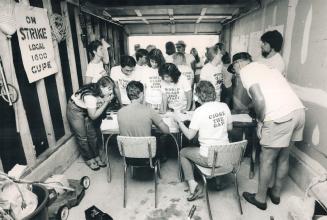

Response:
(249, 83), (266, 122)
(185, 90), (192, 111)
(156, 120), (170, 134)
(113, 81), (123, 106)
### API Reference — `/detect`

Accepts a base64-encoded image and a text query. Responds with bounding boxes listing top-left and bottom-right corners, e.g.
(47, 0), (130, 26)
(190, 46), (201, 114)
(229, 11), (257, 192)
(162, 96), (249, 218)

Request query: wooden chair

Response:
(117, 136), (160, 208)
(195, 140), (248, 220)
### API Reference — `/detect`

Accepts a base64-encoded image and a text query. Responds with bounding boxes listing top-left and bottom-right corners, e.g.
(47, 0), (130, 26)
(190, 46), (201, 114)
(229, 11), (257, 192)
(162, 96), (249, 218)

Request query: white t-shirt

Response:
(165, 54), (174, 63)
(110, 65), (136, 105)
(185, 53), (195, 68)
(200, 62), (223, 100)
(161, 75), (191, 111)
(70, 94), (103, 109)
(258, 53), (285, 77)
(141, 68), (163, 105)
(133, 64), (148, 82)
(240, 62), (304, 121)
(85, 61), (105, 83)
(177, 65), (194, 87)
(189, 102), (232, 157)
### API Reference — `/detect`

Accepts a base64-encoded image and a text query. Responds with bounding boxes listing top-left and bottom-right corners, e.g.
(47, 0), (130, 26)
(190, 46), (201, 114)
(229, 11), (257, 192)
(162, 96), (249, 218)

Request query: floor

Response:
(63, 146), (303, 220)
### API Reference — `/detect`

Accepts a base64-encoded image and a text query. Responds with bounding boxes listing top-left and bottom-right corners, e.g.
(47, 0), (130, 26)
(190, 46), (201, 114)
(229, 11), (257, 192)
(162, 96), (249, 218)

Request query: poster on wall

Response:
(248, 30), (263, 61)
(15, 4), (57, 83)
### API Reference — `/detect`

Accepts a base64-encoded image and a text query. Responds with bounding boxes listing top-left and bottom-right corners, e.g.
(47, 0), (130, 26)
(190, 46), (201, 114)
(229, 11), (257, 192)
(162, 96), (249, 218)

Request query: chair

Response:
(194, 140), (248, 220)
(116, 136), (161, 208)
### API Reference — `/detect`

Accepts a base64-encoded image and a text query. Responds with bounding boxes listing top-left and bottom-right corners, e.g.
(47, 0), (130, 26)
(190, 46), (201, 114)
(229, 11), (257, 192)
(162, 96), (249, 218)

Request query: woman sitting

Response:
(173, 80), (233, 201)
(159, 63), (192, 113)
(67, 76), (115, 171)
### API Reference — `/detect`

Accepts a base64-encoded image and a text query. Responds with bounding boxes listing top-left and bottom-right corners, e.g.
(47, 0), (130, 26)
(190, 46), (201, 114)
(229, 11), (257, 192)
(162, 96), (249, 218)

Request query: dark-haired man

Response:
(117, 81), (170, 160)
(111, 55), (136, 106)
(259, 30), (285, 76)
(228, 52), (305, 210)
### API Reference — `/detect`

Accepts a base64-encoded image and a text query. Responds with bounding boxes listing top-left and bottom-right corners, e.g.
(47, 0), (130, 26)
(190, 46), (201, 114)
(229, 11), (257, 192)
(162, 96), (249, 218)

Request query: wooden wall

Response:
(0, 0), (127, 173)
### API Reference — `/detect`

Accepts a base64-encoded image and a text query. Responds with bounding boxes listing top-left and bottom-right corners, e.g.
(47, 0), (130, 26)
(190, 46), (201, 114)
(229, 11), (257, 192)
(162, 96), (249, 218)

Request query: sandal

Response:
(187, 184), (203, 201)
(95, 156), (107, 168)
(86, 159), (100, 171)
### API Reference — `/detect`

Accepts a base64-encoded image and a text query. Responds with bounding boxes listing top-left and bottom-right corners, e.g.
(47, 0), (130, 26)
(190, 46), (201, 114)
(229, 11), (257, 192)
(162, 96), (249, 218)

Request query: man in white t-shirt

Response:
(200, 45), (223, 101)
(229, 52), (305, 210)
(85, 40), (110, 84)
(173, 52), (194, 87)
(175, 40), (195, 70)
(258, 30), (285, 77)
(133, 49), (149, 82)
(110, 55), (136, 106)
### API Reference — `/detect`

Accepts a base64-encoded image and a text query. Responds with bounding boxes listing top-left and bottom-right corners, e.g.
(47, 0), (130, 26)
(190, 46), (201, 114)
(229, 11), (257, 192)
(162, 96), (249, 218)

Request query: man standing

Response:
(175, 40), (195, 70)
(200, 45), (223, 101)
(110, 55), (136, 106)
(259, 30), (285, 76)
(118, 81), (170, 159)
(228, 52), (305, 210)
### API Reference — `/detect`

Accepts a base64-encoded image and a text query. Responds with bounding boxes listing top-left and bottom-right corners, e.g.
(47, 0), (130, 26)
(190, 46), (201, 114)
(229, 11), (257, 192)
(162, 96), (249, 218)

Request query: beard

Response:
(261, 50), (270, 58)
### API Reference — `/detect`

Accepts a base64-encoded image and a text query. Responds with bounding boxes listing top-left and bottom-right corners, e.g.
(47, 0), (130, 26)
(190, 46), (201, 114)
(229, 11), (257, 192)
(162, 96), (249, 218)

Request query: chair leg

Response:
(123, 165), (127, 208)
(234, 173), (243, 214)
(157, 161), (162, 179)
(154, 165), (158, 208)
(201, 174), (213, 220)
(105, 135), (113, 183)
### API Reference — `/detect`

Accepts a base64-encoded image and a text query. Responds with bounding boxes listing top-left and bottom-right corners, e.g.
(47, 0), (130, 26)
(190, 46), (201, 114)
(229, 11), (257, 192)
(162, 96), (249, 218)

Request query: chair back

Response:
(117, 136), (157, 159)
(207, 140), (247, 171)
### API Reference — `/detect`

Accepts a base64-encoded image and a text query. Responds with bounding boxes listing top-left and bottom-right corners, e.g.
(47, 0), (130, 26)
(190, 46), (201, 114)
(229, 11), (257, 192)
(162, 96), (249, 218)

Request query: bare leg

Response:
(271, 146), (291, 197)
(255, 147), (280, 202)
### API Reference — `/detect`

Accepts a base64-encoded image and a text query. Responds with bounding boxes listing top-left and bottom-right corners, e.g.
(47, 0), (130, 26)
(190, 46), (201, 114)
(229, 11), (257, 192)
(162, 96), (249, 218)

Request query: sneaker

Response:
(242, 192), (267, 210)
(267, 188), (280, 205)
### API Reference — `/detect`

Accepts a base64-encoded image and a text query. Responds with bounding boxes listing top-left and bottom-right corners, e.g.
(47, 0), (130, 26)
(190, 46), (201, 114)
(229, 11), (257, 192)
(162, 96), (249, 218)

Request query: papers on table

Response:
(101, 114), (119, 131)
(232, 114), (253, 123)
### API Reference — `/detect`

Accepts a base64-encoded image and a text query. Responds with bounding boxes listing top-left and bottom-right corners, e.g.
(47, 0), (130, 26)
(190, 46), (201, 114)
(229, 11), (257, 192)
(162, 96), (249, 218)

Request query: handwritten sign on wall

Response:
(15, 4), (57, 83)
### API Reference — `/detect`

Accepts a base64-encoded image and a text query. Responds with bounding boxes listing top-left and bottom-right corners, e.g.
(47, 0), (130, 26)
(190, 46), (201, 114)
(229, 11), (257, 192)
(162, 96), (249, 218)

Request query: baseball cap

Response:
(227, 52), (252, 73)
(175, 40), (186, 47)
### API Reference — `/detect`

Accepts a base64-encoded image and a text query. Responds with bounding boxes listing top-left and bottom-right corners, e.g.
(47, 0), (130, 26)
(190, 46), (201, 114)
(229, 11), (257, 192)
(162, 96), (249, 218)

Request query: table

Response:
(231, 114), (258, 179)
(100, 112), (182, 182)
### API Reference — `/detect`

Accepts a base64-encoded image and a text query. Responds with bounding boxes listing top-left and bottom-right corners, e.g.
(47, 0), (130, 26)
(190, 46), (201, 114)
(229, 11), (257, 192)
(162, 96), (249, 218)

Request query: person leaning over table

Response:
(227, 52), (305, 210)
(67, 76), (116, 171)
(159, 63), (192, 113)
(172, 80), (233, 201)
(117, 80), (170, 161)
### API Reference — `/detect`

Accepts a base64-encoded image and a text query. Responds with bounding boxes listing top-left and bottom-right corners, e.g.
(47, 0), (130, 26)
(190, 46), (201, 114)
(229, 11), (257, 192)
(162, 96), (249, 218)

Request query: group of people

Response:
(65, 30), (306, 211)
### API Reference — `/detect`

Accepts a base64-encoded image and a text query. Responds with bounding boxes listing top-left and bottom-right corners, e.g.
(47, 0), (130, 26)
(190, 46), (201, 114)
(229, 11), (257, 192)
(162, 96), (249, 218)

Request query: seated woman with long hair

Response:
(173, 81), (233, 201)
(67, 76), (115, 171)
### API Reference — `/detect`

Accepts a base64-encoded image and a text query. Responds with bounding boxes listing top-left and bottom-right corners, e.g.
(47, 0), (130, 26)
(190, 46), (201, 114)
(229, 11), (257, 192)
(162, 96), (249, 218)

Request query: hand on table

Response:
(173, 112), (184, 123)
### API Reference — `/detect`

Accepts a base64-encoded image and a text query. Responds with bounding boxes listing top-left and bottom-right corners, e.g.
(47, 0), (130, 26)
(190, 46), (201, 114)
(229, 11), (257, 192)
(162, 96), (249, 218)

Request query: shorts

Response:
(260, 109), (305, 148)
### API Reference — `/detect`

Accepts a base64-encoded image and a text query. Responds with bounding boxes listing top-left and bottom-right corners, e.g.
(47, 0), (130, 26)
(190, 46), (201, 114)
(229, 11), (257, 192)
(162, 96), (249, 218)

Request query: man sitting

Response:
(117, 81), (170, 160)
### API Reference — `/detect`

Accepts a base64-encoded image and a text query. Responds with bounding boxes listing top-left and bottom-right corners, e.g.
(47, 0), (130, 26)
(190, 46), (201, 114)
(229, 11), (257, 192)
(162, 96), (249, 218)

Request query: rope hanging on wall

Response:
(49, 13), (67, 42)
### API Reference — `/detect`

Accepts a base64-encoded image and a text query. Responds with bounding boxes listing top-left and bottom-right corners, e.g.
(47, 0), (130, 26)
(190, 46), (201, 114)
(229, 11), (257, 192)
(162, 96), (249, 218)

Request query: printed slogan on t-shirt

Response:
(15, 4), (58, 83)
(209, 111), (225, 128)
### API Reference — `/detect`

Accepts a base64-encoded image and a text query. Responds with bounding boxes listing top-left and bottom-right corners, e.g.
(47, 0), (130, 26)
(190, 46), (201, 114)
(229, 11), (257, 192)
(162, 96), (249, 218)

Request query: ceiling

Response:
(81, 0), (260, 35)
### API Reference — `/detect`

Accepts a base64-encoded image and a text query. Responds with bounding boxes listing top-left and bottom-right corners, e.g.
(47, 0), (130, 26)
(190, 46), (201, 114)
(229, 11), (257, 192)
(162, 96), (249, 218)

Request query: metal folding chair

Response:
(194, 140), (248, 220)
(117, 136), (160, 208)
